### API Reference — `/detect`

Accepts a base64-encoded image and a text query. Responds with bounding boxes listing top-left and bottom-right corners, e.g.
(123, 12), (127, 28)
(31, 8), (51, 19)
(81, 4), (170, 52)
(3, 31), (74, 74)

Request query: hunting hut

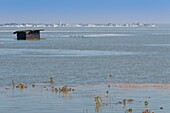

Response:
(13, 29), (43, 40)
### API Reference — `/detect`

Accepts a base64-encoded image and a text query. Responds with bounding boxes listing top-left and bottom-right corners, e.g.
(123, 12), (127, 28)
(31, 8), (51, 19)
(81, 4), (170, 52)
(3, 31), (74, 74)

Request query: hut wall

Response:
(26, 31), (40, 40)
(17, 32), (26, 40)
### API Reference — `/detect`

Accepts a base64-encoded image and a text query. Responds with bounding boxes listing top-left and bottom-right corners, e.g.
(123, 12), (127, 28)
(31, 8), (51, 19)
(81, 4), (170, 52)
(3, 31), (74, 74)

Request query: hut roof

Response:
(13, 29), (44, 34)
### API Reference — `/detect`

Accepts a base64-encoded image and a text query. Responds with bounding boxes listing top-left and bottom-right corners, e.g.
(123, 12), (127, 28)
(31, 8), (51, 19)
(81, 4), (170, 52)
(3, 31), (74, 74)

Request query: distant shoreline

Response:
(0, 22), (158, 28)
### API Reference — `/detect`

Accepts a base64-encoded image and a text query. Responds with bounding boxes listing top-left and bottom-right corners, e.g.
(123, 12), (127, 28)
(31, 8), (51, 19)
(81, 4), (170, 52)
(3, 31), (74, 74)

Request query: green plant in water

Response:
(95, 96), (102, 112)
(125, 108), (132, 113)
(122, 99), (126, 106)
(127, 99), (134, 102)
(118, 99), (126, 106)
(60, 85), (68, 92)
(55, 88), (59, 93)
(59, 85), (74, 94)
(12, 80), (15, 89)
(50, 77), (54, 84)
(52, 86), (55, 91)
(16, 82), (28, 89)
(95, 96), (102, 105)
(144, 101), (148, 106)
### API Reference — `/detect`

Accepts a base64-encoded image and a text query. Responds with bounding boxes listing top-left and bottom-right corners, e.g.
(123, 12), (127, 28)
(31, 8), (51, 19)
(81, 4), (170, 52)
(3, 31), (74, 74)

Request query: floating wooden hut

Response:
(13, 29), (43, 40)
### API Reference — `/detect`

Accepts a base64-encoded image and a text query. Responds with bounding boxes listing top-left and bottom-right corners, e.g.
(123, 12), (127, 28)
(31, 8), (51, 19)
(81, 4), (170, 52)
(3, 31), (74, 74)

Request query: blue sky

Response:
(0, 0), (170, 23)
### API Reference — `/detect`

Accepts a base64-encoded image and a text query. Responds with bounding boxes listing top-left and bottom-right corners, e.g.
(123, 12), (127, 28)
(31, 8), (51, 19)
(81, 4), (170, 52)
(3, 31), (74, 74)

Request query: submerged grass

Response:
(1, 77), (170, 113)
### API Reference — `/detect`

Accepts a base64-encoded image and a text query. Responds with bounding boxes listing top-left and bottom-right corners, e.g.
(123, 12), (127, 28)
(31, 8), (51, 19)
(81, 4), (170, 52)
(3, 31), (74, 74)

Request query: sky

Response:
(0, 0), (170, 24)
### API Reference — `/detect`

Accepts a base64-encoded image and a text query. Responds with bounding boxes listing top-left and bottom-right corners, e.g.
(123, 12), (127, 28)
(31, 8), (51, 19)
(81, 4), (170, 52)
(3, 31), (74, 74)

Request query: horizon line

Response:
(0, 22), (167, 24)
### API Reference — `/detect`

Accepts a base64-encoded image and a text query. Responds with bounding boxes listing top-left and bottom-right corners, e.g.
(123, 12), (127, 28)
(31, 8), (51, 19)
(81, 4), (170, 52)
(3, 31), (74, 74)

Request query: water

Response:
(1, 26), (170, 85)
(0, 26), (170, 113)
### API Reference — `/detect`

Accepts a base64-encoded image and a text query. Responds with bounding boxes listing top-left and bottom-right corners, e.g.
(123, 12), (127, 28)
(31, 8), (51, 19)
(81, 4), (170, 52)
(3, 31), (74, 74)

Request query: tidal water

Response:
(1, 26), (170, 86)
(0, 26), (170, 113)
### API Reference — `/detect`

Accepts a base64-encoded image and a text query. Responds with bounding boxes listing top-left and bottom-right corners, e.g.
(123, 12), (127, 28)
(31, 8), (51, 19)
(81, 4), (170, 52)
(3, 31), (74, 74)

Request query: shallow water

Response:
(0, 26), (170, 112)
(0, 84), (170, 113)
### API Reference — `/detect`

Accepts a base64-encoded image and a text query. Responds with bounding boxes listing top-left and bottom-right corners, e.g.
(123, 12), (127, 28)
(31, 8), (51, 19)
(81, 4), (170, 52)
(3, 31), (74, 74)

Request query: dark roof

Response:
(13, 29), (44, 34)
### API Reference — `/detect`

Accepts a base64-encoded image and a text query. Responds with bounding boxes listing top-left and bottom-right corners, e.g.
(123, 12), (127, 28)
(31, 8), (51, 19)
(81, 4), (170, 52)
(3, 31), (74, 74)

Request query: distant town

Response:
(0, 22), (157, 28)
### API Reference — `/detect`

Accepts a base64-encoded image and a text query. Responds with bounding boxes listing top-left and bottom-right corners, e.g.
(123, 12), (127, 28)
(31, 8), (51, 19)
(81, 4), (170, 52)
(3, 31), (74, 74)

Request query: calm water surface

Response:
(0, 26), (170, 113)
(0, 26), (170, 85)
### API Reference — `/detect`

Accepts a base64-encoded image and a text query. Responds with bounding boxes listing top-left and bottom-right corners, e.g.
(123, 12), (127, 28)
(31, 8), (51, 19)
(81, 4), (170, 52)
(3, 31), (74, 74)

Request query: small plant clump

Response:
(144, 101), (149, 106)
(60, 85), (74, 93)
(52, 86), (55, 91)
(118, 99), (127, 106)
(95, 96), (102, 105)
(127, 99), (134, 102)
(55, 88), (59, 93)
(5, 88), (10, 90)
(122, 99), (126, 106)
(94, 96), (102, 112)
(60, 85), (69, 92)
(125, 108), (132, 113)
(142, 109), (152, 113)
(50, 77), (54, 84)
(48, 85), (75, 94)
(16, 82), (28, 89)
